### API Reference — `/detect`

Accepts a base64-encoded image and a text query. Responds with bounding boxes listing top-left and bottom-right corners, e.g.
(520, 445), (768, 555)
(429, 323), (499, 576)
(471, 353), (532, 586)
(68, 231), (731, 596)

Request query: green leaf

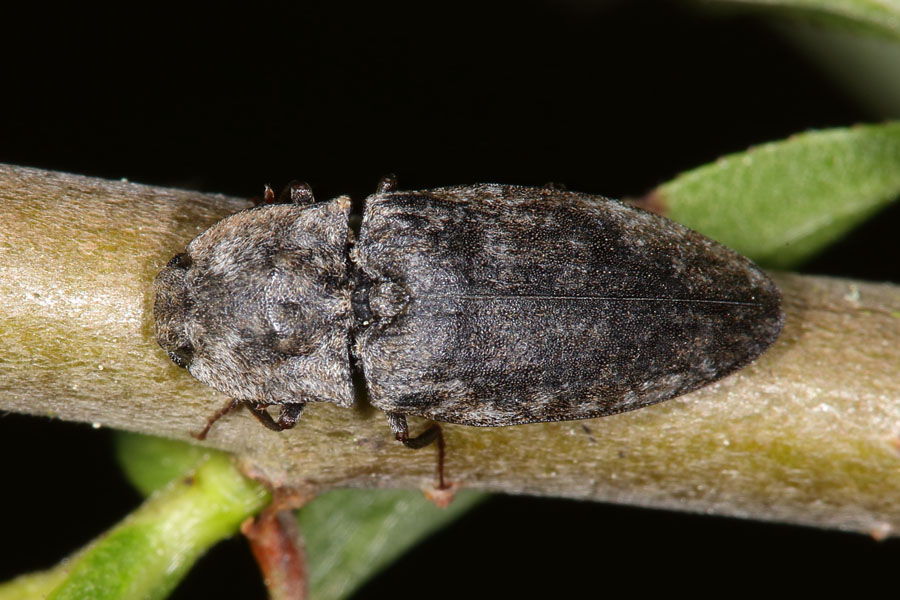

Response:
(704, 0), (900, 116)
(644, 122), (900, 269)
(115, 433), (207, 495)
(707, 0), (900, 40)
(774, 18), (900, 117)
(299, 489), (484, 600)
(114, 432), (485, 600)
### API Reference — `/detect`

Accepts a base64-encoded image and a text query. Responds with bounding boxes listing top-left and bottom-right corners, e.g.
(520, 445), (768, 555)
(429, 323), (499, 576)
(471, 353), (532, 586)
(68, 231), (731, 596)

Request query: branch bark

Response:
(2, 164), (900, 537)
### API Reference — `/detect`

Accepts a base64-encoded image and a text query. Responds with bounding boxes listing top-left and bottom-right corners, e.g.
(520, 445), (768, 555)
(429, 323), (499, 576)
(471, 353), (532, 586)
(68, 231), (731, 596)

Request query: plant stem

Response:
(2, 164), (900, 536)
(0, 451), (269, 600)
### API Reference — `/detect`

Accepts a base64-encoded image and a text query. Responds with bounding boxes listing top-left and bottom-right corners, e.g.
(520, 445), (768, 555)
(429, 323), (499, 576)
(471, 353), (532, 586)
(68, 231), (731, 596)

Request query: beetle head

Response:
(152, 239), (274, 402)
(152, 202), (356, 409)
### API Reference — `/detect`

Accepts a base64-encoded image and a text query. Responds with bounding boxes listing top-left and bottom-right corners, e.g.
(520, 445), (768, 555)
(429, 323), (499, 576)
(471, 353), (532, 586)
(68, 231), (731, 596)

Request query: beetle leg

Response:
(279, 180), (315, 205)
(375, 174), (398, 194)
(262, 184), (276, 204)
(243, 403), (283, 431)
(276, 403), (306, 429)
(244, 402), (306, 432)
(386, 412), (447, 489)
(191, 397), (242, 440)
(388, 413), (441, 449)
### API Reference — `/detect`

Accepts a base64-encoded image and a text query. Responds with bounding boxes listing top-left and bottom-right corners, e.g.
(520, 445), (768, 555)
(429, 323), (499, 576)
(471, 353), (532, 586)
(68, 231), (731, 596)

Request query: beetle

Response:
(154, 177), (784, 471)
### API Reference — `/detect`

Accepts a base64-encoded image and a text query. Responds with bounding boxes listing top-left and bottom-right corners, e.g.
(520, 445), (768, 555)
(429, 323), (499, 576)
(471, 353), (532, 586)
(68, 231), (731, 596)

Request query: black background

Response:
(2, 1), (899, 598)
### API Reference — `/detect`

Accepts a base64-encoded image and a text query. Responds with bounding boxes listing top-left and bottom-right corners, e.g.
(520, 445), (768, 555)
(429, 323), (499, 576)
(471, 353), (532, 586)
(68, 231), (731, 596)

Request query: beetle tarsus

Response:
(376, 174), (398, 194)
(387, 412), (447, 490)
(276, 403), (306, 429)
(280, 181), (315, 205)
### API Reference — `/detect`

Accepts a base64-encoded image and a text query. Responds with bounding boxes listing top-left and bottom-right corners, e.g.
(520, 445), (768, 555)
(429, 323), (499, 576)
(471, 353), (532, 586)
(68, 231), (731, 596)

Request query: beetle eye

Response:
(167, 252), (193, 269)
(168, 344), (194, 369)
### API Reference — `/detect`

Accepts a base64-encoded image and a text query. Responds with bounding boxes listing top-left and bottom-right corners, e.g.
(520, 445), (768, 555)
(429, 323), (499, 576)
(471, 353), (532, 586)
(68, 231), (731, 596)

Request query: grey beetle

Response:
(154, 177), (783, 463)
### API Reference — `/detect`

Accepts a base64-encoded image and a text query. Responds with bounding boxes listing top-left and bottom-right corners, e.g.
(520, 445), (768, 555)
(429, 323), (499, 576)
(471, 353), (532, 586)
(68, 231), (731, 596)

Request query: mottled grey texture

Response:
(354, 185), (784, 425)
(154, 197), (355, 413)
(154, 183), (783, 434)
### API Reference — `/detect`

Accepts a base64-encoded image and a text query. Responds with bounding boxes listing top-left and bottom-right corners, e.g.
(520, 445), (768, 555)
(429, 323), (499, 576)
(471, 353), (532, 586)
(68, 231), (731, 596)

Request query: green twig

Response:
(0, 451), (268, 600)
